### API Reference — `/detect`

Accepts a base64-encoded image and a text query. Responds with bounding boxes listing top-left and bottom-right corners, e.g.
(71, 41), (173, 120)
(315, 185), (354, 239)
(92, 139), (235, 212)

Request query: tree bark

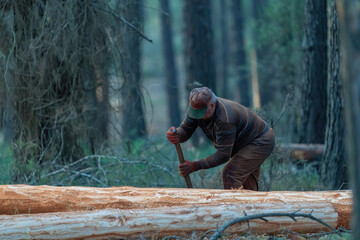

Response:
(219, 0), (229, 98)
(0, 199), (350, 239)
(2, 62), (15, 143)
(93, 69), (109, 151)
(160, 0), (181, 127)
(321, 0), (347, 190)
(182, 0), (217, 145)
(183, 0), (217, 92)
(249, 0), (263, 109)
(120, 0), (147, 140)
(338, 0), (360, 238)
(300, 0), (328, 144)
(249, 48), (261, 108)
(231, 0), (250, 106)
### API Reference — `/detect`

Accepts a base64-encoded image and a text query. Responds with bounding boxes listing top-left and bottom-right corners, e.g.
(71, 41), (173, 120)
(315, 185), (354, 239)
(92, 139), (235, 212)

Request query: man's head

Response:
(187, 87), (217, 119)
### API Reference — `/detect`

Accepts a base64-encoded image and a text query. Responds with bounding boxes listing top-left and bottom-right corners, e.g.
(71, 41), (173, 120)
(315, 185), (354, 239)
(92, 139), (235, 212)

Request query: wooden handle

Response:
(174, 143), (193, 188)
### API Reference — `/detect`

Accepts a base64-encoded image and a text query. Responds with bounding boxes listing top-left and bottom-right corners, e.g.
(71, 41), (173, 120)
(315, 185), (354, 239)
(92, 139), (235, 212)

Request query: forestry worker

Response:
(166, 87), (275, 190)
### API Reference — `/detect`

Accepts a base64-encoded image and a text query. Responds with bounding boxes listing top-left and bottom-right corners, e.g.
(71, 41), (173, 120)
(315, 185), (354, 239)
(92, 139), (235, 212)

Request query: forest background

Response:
(0, 1), (359, 235)
(1, 0), (360, 238)
(0, 0), (312, 189)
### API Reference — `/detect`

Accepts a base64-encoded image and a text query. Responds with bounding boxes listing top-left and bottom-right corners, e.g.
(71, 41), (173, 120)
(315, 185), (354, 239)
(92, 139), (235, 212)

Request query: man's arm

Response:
(176, 115), (199, 143)
(194, 123), (236, 170)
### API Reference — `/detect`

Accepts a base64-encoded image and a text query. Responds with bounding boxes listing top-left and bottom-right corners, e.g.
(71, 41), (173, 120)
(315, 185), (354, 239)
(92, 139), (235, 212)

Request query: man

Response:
(166, 87), (275, 190)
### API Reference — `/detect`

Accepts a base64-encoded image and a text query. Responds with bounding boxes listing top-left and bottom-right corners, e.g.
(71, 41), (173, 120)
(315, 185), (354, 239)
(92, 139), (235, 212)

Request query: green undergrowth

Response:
(0, 135), (12, 184)
(0, 133), (327, 191)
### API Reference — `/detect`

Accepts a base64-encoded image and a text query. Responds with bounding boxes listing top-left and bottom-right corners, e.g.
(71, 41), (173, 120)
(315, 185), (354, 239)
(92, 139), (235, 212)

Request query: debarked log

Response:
(0, 202), (347, 239)
(279, 143), (325, 160)
(0, 185), (352, 230)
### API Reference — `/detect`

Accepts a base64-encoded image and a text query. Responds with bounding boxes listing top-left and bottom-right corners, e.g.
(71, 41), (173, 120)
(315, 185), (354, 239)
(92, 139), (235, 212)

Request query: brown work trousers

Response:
(222, 128), (275, 190)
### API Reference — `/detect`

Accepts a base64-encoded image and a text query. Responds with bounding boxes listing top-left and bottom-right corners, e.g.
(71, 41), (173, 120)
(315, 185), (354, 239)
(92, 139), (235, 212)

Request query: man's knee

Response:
(222, 167), (233, 189)
(222, 167), (246, 189)
(242, 174), (259, 191)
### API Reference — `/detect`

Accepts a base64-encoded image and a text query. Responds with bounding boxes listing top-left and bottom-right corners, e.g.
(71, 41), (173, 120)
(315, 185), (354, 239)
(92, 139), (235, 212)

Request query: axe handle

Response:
(174, 143), (193, 188)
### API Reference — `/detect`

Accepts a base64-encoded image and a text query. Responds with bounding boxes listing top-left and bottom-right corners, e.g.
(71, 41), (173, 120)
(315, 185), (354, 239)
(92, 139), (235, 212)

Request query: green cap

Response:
(187, 87), (213, 119)
(187, 105), (208, 119)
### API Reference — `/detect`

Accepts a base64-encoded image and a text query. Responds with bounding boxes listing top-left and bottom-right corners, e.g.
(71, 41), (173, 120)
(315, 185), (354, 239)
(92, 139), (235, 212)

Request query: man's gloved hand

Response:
(166, 127), (179, 144)
(178, 160), (197, 176)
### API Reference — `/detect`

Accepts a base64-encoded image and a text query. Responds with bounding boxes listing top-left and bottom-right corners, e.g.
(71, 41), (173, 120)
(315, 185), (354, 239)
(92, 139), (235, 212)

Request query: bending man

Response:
(166, 87), (275, 190)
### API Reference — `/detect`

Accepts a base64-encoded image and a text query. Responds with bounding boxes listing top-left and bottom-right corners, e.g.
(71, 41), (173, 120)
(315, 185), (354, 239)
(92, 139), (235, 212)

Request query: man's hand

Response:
(166, 127), (179, 144)
(178, 160), (197, 176)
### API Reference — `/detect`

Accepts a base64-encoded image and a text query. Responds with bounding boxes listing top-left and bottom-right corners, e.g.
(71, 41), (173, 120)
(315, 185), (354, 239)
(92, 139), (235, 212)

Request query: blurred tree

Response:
(249, 0), (266, 109)
(231, 0), (250, 106)
(82, 5), (110, 154)
(338, 0), (360, 237)
(182, 0), (216, 93)
(300, 0), (327, 144)
(321, 0), (346, 190)
(182, 0), (216, 146)
(255, 1), (304, 140)
(159, 0), (181, 127)
(0, 39), (15, 143)
(120, 0), (147, 141)
(219, 0), (230, 99)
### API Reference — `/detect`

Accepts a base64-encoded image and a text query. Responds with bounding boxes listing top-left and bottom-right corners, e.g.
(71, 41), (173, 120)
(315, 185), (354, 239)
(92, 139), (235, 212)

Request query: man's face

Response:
(202, 102), (215, 120)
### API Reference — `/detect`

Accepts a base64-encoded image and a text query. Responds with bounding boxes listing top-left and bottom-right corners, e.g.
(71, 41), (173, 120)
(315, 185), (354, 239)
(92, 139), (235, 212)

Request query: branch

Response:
(209, 211), (336, 240)
(69, 169), (105, 186)
(271, 90), (291, 128)
(98, 6), (153, 43)
(161, 236), (185, 240)
(40, 155), (177, 180)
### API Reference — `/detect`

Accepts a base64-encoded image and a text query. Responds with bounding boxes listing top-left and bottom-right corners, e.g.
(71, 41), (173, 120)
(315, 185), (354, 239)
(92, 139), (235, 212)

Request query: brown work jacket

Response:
(176, 97), (269, 170)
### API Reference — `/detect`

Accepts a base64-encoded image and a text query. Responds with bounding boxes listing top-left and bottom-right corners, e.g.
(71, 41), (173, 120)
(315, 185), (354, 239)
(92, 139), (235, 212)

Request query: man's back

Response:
(177, 97), (269, 169)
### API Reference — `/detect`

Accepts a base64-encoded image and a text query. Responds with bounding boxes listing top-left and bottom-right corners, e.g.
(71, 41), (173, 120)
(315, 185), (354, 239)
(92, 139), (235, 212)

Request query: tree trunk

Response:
(300, 0), (328, 144)
(121, 0), (147, 140)
(0, 185), (352, 238)
(338, 0), (360, 238)
(231, 0), (250, 106)
(0, 199), (350, 239)
(82, 18), (109, 154)
(182, 0), (216, 145)
(279, 143), (324, 160)
(251, 0), (265, 108)
(183, 0), (217, 92)
(321, 0), (347, 190)
(249, 0), (264, 109)
(249, 48), (261, 108)
(219, 0), (229, 98)
(0, 185), (351, 230)
(94, 70), (109, 149)
(1, 63), (15, 143)
(160, 0), (181, 127)
(0, 1), (126, 178)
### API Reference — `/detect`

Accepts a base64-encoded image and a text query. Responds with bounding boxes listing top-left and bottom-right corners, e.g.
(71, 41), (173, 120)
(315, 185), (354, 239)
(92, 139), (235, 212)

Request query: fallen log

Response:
(0, 202), (345, 239)
(279, 143), (325, 160)
(0, 185), (351, 230)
